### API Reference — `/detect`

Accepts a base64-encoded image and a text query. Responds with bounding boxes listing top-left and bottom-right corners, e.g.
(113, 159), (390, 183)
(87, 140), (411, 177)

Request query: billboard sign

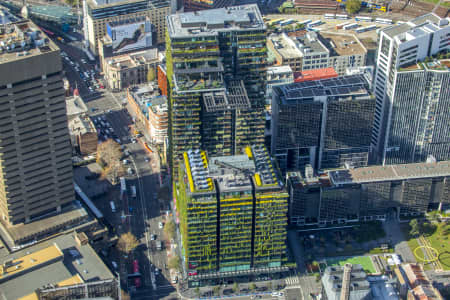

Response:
(107, 21), (152, 54)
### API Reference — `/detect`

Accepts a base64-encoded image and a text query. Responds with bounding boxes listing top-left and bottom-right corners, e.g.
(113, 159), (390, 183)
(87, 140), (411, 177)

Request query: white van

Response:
(111, 261), (118, 269)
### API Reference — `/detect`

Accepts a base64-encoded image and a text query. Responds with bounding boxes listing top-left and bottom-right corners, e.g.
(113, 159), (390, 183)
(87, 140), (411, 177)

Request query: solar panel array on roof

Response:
(280, 74), (368, 102)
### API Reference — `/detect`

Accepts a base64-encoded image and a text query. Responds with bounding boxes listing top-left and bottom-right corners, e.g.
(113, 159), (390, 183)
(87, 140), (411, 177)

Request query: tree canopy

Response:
(97, 139), (124, 182)
(164, 219), (176, 240)
(346, 0), (362, 14)
(117, 232), (139, 254)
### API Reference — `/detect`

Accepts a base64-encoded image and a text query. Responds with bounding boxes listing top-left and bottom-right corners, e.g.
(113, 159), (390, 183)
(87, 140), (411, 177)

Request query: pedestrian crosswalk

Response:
(285, 275), (300, 286)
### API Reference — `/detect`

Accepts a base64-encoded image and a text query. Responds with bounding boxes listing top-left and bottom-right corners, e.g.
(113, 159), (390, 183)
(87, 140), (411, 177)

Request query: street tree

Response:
(97, 139), (124, 183)
(117, 232), (139, 254)
(409, 219), (420, 237)
(232, 282), (239, 293)
(195, 287), (200, 297)
(346, 0), (361, 14)
(147, 67), (156, 82)
(168, 255), (181, 271)
(164, 220), (176, 240)
(249, 283), (256, 291)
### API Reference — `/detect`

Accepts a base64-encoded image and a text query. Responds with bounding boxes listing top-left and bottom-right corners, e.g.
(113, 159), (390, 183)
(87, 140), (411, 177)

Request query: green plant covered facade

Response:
(176, 146), (288, 285)
(165, 5), (267, 176)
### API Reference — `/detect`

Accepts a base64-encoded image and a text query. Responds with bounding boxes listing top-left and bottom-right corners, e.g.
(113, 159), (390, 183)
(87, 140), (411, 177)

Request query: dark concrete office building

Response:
(271, 74), (375, 172)
(287, 161), (450, 227)
(0, 20), (80, 243)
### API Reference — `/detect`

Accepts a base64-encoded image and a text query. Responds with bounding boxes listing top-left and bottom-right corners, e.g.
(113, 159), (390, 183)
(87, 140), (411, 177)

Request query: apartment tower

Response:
(177, 145), (288, 286)
(166, 4), (267, 175)
(372, 13), (450, 164)
(0, 20), (74, 226)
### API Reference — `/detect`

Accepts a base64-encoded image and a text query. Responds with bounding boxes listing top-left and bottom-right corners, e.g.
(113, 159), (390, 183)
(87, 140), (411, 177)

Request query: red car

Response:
(134, 277), (141, 288)
(188, 272), (197, 276)
(133, 260), (139, 274)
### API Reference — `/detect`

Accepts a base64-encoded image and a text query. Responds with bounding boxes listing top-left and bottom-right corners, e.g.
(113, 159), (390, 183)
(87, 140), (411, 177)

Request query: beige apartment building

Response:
(267, 32), (367, 75)
(83, 0), (170, 54)
(127, 84), (168, 144)
(0, 20), (75, 226)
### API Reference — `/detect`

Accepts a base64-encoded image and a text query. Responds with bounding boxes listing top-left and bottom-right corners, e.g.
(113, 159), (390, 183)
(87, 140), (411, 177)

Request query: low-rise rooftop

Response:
(329, 160), (450, 185)
(294, 67), (338, 82)
(295, 32), (329, 55)
(0, 19), (58, 63)
(69, 115), (97, 135)
(0, 232), (114, 300)
(167, 4), (265, 38)
(129, 84), (168, 117)
(66, 96), (89, 120)
(269, 33), (303, 59)
(320, 32), (366, 56)
(107, 48), (158, 70)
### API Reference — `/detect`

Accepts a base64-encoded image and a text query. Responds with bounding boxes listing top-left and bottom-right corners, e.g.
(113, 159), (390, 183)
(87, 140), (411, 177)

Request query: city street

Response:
(87, 98), (176, 299)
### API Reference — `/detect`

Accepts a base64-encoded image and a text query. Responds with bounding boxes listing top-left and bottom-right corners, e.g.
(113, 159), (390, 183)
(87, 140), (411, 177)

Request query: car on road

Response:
(145, 157), (150, 162)
(159, 222), (163, 229)
(151, 234), (156, 241)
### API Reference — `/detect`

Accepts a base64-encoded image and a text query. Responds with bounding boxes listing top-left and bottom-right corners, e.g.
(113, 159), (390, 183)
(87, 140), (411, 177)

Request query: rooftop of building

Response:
(106, 48), (159, 70)
(0, 206), (88, 248)
(383, 13), (449, 40)
(329, 160), (450, 185)
(269, 33), (303, 59)
(184, 145), (282, 194)
(0, 232), (114, 300)
(293, 67), (338, 83)
(202, 80), (250, 112)
(274, 74), (370, 104)
(287, 166), (331, 189)
(267, 65), (293, 75)
(66, 96), (88, 119)
(320, 32), (366, 56)
(398, 58), (450, 72)
(88, 0), (169, 9)
(0, 5), (21, 25)
(295, 31), (329, 55)
(322, 264), (372, 300)
(0, 19), (58, 64)
(69, 115), (97, 135)
(28, 5), (77, 23)
(167, 4), (265, 38)
(129, 84), (168, 116)
(401, 264), (442, 300)
(107, 15), (147, 27)
(367, 275), (399, 300)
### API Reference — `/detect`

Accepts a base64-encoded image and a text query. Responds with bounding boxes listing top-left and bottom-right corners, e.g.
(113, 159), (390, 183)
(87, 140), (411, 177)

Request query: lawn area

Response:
(326, 256), (376, 274)
(420, 0), (450, 8)
(401, 221), (450, 270)
(426, 222), (450, 270)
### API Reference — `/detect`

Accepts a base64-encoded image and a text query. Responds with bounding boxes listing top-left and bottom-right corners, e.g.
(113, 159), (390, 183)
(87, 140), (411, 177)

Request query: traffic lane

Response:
(61, 57), (91, 96)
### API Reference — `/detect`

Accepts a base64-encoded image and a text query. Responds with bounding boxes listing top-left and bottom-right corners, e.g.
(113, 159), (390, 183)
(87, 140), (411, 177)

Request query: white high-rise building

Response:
(372, 13), (450, 164)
